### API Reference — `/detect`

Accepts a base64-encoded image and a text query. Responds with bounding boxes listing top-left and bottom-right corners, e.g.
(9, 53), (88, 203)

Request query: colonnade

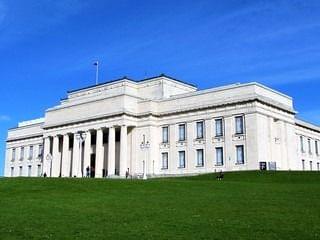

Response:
(42, 125), (129, 178)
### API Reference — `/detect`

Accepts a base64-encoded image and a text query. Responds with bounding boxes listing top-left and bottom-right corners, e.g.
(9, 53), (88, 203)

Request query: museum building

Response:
(4, 74), (320, 178)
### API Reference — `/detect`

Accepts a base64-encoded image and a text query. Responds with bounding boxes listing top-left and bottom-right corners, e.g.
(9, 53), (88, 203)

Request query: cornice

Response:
(6, 134), (44, 143)
(295, 119), (320, 134)
(42, 96), (295, 130)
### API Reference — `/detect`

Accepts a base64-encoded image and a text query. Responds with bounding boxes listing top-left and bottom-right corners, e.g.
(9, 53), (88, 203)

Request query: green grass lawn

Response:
(0, 171), (319, 240)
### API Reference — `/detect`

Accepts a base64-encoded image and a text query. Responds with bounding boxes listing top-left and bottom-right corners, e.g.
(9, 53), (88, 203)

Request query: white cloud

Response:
(0, 115), (10, 121)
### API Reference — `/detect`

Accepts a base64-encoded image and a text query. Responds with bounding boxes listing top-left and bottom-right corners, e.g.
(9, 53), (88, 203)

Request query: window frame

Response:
(38, 144), (43, 158)
(196, 121), (205, 139)
(29, 146), (34, 160)
(178, 123), (186, 142)
(20, 147), (25, 160)
(28, 165), (32, 177)
(300, 136), (304, 153)
(19, 166), (23, 176)
(214, 118), (224, 137)
(178, 151), (186, 168)
(235, 115), (245, 135)
(196, 149), (204, 167)
(162, 126), (169, 143)
(12, 148), (16, 161)
(37, 165), (42, 177)
(161, 152), (169, 170)
(308, 138), (312, 154)
(236, 145), (245, 164)
(215, 147), (224, 166)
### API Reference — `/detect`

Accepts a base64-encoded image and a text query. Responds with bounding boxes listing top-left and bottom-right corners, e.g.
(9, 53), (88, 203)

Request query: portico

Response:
(43, 124), (133, 178)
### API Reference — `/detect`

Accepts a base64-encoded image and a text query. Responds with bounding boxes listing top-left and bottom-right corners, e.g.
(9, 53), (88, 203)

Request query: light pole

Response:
(46, 153), (52, 177)
(76, 131), (87, 177)
(140, 134), (150, 180)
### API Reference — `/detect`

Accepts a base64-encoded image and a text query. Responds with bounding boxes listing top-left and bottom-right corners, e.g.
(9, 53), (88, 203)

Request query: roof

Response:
(67, 74), (197, 94)
(295, 118), (320, 133)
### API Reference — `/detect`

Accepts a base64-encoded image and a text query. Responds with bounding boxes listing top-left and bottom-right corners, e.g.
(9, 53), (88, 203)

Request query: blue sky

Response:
(0, 0), (320, 175)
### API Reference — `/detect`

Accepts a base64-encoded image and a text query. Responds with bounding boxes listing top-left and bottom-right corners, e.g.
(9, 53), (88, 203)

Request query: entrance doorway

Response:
(90, 154), (96, 178)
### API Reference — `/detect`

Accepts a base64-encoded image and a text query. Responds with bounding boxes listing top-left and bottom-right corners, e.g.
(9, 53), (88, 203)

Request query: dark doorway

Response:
(90, 154), (96, 178)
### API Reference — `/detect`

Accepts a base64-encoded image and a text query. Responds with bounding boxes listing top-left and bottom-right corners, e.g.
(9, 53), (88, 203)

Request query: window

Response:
(11, 167), (14, 177)
(300, 136), (304, 153)
(196, 149), (204, 167)
(308, 139), (312, 154)
(28, 166), (32, 177)
(215, 147), (223, 166)
(315, 141), (319, 155)
(196, 121), (204, 139)
(29, 146), (33, 160)
(215, 119), (223, 137)
(179, 151), (185, 168)
(38, 144), (43, 157)
(302, 159), (305, 171)
(37, 165), (42, 177)
(310, 161), (313, 171)
(19, 166), (23, 176)
(162, 126), (169, 143)
(178, 124), (186, 141)
(236, 145), (245, 164)
(20, 147), (24, 160)
(12, 148), (16, 161)
(235, 116), (244, 134)
(161, 152), (168, 169)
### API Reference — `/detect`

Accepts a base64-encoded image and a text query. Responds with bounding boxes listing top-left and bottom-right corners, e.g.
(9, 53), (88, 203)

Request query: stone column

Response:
(108, 126), (115, 177)
(72, 133), (80, 177)
(43, 137), (51, 176)
(95, 128), (104, 178)
(52, 136), (60, 177)
(205, 119), (213, 170)
(83, 131), (91, 177)
(62, 134), (70, 177)
(120, 125), (128, 177)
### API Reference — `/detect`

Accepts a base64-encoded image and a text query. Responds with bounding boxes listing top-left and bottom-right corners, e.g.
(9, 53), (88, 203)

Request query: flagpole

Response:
(94, 61), (99, 85)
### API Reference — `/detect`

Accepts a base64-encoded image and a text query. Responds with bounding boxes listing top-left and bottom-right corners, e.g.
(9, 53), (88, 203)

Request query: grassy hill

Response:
(0, 171), (319, 240)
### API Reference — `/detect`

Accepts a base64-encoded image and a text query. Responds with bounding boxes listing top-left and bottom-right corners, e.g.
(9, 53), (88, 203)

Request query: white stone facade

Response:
(4, 74), (320, 178)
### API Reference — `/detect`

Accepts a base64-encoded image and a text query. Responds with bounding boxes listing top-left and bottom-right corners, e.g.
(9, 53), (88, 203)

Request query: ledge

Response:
(196, 165), (204, 168)
(235, 162), (245, 165)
